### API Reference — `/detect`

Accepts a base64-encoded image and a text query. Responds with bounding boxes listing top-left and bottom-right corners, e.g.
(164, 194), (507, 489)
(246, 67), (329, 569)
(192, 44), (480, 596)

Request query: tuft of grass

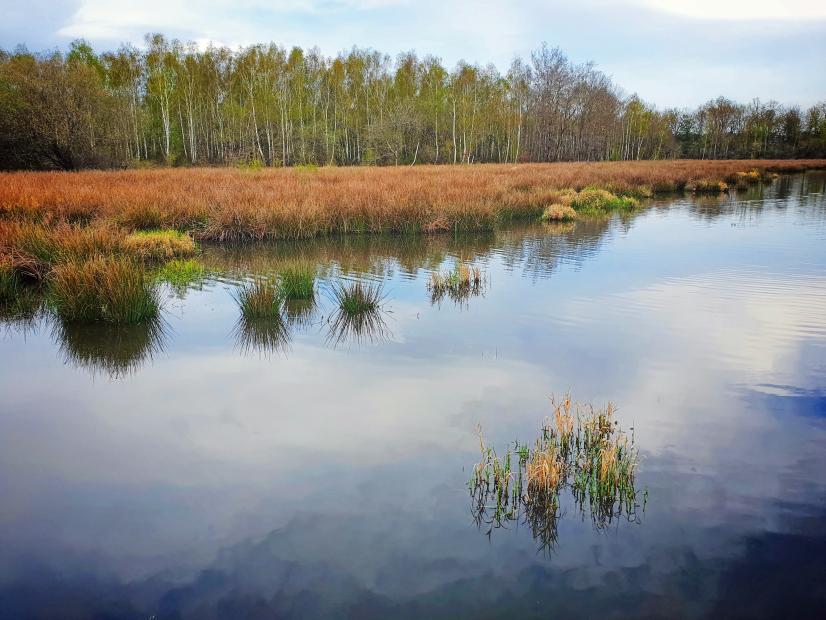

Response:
(124, 229), (196, 261)
(279, 262), (316, 300)
(234, 278), (282, 319)
(541, 203), (577, 222)
(331, 279), (384, 316)
(685, 178), (729, 193)
(49, 257), (160, 324)
(156, 258), (206, 290)
(428, 262), (485, 304)
(567, 188), (639, 211)
(470, 394), (645, 552)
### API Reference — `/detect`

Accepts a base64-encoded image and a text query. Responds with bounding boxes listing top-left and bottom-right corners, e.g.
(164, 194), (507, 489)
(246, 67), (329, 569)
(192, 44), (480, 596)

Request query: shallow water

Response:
(2, 174), (826, 619)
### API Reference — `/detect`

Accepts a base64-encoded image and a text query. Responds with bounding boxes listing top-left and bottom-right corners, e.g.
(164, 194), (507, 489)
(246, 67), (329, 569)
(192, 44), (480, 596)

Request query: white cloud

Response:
(635, 0), (826, 20)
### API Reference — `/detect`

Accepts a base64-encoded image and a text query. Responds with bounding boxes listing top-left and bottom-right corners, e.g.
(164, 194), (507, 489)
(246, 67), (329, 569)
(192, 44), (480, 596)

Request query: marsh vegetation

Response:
(470, 395), (645, 553)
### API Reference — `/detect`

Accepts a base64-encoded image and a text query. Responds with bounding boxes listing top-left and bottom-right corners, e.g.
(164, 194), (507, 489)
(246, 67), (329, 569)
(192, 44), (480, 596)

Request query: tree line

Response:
(1, 35), (824, 170)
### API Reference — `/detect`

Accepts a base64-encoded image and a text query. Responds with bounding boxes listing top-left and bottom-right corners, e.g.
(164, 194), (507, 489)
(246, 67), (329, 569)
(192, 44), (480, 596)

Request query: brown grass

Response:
(0, 160), (823, 241)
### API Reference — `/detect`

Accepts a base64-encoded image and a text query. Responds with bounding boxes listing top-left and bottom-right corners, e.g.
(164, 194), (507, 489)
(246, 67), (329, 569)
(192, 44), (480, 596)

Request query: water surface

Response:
(1, 174), (826, 618)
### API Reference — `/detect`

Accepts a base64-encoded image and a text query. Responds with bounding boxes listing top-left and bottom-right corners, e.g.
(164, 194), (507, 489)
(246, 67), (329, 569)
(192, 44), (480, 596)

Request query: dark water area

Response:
(1, 174), (826, 619)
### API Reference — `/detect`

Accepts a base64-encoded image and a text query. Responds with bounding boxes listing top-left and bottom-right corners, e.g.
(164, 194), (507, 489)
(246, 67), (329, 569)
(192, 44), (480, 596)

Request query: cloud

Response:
(635, 0), (826, 21)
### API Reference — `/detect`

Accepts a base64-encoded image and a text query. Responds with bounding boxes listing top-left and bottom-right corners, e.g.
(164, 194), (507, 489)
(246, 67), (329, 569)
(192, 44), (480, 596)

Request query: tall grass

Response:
(49, 257), (160, 324)
(155, 258), (206, 292)
(1, 161), (822, 240)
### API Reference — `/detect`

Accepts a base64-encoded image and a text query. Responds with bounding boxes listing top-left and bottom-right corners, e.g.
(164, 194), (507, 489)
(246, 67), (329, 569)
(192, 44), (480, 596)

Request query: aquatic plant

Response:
(330, 279), (384, 316)
(124, 229), (196, 261)
(156, 258), (206, 292)
(326, 279), (389, 346)
(541, 204), (577, 222)
(52, 316), (168, 378)
(469, 394), (645, 553)
(279, 262), (316, 300)
(428, 262), (485, 304)
(49, 257), (160, 324)
(234, 278), (282, 319)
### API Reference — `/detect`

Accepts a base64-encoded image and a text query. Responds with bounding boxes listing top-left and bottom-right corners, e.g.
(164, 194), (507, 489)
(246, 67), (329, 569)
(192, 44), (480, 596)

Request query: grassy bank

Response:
(1, 160), (823, 242)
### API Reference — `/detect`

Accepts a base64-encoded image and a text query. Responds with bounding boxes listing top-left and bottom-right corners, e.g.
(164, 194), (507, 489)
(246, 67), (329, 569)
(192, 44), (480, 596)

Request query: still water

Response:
(1, 174), (825, 619)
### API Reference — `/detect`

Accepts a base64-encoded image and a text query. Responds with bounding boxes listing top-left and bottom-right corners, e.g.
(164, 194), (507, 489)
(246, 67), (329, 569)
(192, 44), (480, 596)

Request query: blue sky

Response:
(2, 0), (824, 109)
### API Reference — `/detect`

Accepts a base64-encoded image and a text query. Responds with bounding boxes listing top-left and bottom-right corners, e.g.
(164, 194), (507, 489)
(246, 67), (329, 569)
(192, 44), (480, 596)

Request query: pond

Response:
(1, 173), (825, 619)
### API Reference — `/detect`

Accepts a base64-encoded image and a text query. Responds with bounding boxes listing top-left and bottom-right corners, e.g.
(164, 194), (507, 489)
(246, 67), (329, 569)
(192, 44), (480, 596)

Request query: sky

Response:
(1, 0), (824, 109)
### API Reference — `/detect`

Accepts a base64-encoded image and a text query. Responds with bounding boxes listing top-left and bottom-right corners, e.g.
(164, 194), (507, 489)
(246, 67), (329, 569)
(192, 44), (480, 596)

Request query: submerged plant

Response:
(469, 394), (645, 554)
(49, 257), (160, 324)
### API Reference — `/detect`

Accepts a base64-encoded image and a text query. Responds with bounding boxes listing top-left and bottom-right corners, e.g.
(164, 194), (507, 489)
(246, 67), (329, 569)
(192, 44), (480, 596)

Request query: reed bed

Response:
(155, 258), (206, 290)
(470, 394), (645, 551)
(1, 160), (822, 241)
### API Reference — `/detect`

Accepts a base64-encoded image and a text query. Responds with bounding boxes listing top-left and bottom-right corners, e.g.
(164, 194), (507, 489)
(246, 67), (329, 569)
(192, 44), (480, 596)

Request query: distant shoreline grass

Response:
(1, 161), (823, 243)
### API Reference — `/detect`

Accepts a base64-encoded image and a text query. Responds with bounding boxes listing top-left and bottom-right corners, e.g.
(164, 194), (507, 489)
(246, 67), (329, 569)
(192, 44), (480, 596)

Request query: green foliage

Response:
(49, 257), (160, 324)
(234, 278), (282, 319)
(155, 258), (205, 290)
(568, 188), (639, 212)
(278, 262), (315, 300)
(124, 229), (196, 260)
(331, 279), (383, 316)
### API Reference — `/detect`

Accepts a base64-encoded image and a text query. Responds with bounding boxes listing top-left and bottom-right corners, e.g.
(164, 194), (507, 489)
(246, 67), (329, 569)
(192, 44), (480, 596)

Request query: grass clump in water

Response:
(428, 262), (485, 304)
(541, 204), (577, 222)
(279, 262), (316, 300)
(235, 278), (282, 319)
(49, 257), (160, 324)
(124, 229), (196, 261)
(685, 178), (729, 193)
(568, 188), (639, 212)
(331, 279), (383, 316)
(470, 394), (645, 553)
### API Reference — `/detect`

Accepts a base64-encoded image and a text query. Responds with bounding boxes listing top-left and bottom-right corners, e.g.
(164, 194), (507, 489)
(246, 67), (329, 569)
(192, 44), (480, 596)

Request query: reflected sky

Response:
(1, 174), (825, 618)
